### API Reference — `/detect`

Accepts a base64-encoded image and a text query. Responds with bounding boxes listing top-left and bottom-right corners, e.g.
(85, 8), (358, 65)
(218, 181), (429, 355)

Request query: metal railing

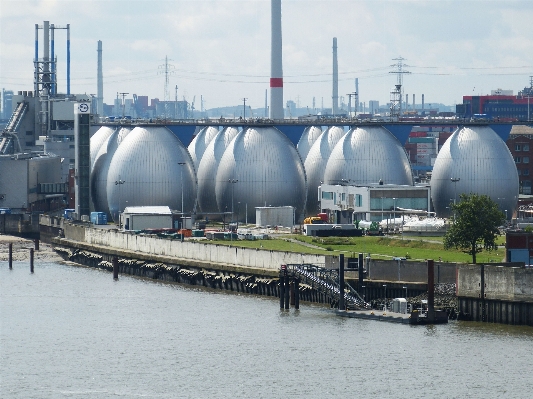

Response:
(286, 263), (371, 310)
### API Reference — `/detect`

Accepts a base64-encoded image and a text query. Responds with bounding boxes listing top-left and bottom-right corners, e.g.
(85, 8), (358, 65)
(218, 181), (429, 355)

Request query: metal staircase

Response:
(1, 101), (27, 154)
(287, 264), (371, 310)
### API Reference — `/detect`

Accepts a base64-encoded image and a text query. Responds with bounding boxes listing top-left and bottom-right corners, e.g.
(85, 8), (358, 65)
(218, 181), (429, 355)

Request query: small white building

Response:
(121, 206), (175, 231)
(318, 183), (431, 224)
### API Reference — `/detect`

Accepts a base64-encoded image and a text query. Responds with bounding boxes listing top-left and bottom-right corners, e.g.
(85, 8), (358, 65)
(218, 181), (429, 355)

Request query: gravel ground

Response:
(0, 234), (63, 262)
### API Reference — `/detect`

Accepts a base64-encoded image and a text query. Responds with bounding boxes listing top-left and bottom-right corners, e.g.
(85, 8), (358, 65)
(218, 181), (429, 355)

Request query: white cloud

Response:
(1, 0), (532, 107)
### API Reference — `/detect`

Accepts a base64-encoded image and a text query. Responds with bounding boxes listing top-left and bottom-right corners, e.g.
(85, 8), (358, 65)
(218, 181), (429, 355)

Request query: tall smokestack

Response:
(422, 93), (425, 111)
(413, 94), (415, 110)
(332, 37), (338, 115)
(270, 0), (284, 119)
(355, 78), (359, 113)
(97, 40), (103, 115)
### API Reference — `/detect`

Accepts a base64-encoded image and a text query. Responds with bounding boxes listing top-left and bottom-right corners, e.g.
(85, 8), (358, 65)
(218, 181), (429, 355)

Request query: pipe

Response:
(67, 24), (70, 96)
(269, 0), (283, 119)
(51, 24), (55, 95)
(97, 40), (103, 115)
(34, 24), (39, 96)
(332, 38), (338, 115)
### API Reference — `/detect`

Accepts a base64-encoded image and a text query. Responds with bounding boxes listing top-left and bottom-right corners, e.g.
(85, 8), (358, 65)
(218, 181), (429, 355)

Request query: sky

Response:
(1, 0), (533, 111)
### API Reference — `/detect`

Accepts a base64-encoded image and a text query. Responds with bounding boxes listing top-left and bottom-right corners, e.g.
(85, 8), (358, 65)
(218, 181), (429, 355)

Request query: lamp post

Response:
(381, 196), (384, 222)
(178, 162), (186, 229)
(403, 286), (408, 313)
(228, 179), (238, 224)
(393, 197), (397, 234)
(114, 176), (125, 228)
(451, 177), (460, 220)
(383, 284), (387, 311)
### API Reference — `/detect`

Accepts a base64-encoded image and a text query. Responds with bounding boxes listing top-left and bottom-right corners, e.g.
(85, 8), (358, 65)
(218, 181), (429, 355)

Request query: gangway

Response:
(1, 101), (27, 154)
(286, 264), (371, 310)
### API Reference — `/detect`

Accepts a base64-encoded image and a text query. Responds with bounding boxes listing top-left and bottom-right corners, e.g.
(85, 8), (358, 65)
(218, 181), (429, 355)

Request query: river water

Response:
(1, 261), (532, 399)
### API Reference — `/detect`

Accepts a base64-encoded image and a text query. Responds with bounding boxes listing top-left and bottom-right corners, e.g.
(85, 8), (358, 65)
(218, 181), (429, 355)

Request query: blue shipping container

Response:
(90, 212), (108, 225)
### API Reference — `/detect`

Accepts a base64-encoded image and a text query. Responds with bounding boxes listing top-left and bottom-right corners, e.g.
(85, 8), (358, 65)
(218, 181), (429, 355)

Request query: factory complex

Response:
(0, 8), (532, 235)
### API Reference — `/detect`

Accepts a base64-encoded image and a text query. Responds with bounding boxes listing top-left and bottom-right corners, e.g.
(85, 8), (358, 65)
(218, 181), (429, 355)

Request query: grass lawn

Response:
(200, 233), (507, 264)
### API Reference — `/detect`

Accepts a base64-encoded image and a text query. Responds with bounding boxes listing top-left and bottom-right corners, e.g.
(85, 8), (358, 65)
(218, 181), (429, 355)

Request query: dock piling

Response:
(294, 278), (300, 310)
(9, 243), (12, 269)
(34, 238), (39, 251)
(284, 274), (290, 310)
(113, 256), (119, 280)
(339, 254), (345, 311)
(427, 259), (435, 322)
(279, 266), (285, 309)
(30, 248), (34, 273)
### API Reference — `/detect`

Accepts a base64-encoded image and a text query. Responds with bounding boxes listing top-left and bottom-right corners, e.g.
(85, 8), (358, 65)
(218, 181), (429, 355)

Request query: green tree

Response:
(444, 193), (504, 264)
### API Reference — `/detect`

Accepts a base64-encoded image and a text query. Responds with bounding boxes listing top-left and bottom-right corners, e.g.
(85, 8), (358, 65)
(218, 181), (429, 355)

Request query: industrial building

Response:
(0, 152), (65, 213)
(457, 78), (533, 121)
(318, 183), (431, 224)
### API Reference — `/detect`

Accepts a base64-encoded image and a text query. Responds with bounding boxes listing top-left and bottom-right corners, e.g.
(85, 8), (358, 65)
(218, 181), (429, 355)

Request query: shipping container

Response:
(409, 137), (435, 144)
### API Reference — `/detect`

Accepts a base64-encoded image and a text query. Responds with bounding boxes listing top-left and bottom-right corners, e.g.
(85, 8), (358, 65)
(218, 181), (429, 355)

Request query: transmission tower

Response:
(389, 57), (411, 120)
(158, 56), (175, 118)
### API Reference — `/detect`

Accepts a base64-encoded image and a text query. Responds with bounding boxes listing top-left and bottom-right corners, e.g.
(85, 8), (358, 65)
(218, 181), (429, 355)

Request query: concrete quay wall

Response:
(367, 258), (457, 284)
(457, 264), (533, 326)
(61, 223), (327, 270)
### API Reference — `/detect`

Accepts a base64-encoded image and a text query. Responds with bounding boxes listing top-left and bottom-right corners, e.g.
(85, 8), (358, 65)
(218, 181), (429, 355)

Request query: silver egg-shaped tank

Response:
(304, 126), (346, 214)
(215, 126), (306, 223)
(91, 126), (132, 215)
(324, 126), (413, 186)
(197, 126), (239, 214)
(297, 126), (323, 161)
(430, 125), (519, 218)
(106, 126), (197, 222)
(187, 126), (219, 170)
(90, 126), (115, 170)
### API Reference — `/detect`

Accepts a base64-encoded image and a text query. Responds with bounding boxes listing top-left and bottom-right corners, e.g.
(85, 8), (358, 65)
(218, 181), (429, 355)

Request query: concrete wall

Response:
(458, 264), (533, 302)
(367, 258), (457, 283)
(61, 225), (326, 270)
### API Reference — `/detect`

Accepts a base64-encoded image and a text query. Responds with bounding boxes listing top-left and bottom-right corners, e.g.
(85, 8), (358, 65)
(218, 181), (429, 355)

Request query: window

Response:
(355, 194), (363, 207)
(524, 144), (530, 151)
(341, 193), (345, 201)
(518, 169), (522, 175)
(322, 192), (333, 200)
(524, 169), (530, 176)
(515, 157), (521, 163)
(524, 157), (530, 164)
(516, 144), (522, 151)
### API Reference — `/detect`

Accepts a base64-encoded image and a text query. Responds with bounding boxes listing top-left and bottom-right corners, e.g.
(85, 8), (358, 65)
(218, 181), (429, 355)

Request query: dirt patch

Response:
(0, 234), (62, 262)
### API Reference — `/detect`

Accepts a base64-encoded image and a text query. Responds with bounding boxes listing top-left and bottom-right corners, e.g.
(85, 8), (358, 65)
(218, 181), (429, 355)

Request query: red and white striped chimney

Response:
(270, 0), (284, 119)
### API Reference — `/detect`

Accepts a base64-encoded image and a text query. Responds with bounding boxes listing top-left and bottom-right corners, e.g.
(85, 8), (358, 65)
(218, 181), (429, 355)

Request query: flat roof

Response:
(123, 206), (172, 215)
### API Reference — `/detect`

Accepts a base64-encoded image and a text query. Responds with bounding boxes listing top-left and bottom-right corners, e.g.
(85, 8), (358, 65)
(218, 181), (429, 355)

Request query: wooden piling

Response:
(279, 275), (285, 309)
(34, 238), (39, 251)
(30, 248), (34, 273)
(8, 243), (12, 269)
(112, 256), (119, 280)
(284, 274), (290, 310)
(339, 254), (345, 311)
(427, 259), (435, 322)
(294, 278), (300, 310)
